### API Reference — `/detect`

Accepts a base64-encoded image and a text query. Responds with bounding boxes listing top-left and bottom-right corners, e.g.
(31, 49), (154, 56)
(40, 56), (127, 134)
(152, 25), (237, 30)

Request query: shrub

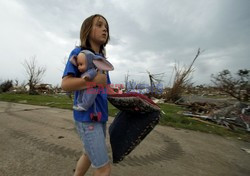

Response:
(0, 80), (13, 93)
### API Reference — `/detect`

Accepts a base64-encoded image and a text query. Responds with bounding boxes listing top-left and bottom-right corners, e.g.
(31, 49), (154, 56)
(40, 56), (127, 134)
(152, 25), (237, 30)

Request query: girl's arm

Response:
(61, 72), (107, 92)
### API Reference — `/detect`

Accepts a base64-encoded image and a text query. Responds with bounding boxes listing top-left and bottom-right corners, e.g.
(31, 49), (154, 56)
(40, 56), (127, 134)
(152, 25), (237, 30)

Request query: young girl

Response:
(61, 14), (114, 176)
(69, 49), (114, 113)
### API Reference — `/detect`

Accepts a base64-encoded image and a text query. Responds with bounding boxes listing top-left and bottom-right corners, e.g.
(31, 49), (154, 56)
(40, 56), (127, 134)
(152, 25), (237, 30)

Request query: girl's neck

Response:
(89, 41), (101, 54)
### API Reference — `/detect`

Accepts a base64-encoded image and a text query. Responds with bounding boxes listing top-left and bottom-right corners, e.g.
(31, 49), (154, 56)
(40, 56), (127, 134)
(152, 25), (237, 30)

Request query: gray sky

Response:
(0, 0), (249, 87)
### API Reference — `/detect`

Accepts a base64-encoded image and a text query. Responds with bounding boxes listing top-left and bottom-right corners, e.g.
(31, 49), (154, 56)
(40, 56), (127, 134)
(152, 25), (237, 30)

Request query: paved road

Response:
(0, 101), (250, 176)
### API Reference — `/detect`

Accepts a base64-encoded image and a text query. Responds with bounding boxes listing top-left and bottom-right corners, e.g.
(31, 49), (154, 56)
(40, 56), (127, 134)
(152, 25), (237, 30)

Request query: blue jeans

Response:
(75, 121), (109, 168)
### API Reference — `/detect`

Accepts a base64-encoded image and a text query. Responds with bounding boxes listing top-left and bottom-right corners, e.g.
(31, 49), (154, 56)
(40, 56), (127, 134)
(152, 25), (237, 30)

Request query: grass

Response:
(108, 103), (119, 117)
(0, 92), (249, 141)
(0, 93), (73, 109)
(0, 92), (119, 115)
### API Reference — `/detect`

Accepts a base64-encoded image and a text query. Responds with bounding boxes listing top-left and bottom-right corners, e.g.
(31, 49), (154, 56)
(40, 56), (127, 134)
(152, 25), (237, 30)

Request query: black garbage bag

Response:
(109, 111), (161, 163)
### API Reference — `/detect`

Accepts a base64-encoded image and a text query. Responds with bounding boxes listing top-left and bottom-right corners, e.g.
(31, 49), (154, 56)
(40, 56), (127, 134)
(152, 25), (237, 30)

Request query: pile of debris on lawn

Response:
(175, 96), (250, 132)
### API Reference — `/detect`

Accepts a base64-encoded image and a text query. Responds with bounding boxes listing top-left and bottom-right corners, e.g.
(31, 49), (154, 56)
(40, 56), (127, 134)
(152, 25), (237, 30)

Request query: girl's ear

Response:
(69, 55), (77, 66)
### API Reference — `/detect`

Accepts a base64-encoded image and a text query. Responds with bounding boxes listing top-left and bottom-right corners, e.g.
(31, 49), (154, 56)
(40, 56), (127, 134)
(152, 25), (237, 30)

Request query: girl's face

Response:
(89, 16), (108, 46)
(77, 57), (87, 72)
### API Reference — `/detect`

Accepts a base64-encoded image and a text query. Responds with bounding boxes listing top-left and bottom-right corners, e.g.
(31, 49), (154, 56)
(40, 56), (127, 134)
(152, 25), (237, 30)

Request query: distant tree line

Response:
(1, 53), (249, 103)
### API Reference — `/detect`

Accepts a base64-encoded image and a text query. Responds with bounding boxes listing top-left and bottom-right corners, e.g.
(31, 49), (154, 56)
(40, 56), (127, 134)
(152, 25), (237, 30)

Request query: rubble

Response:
(151, 97), (165, 104)
(183, 100), (250, 132)
(241, 148), (250, 154)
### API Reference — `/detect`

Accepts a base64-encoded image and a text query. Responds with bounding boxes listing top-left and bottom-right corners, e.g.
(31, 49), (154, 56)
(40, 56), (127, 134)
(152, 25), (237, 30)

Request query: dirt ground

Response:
(0, 101), (250, 176)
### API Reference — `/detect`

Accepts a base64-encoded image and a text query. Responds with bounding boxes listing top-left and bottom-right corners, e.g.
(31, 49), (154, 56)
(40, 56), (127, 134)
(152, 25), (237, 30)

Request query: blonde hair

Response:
(80, 14), (110, 56)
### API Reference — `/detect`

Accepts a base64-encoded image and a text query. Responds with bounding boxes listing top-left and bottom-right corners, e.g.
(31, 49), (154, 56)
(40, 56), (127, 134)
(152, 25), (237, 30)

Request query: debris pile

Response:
(182, 100), (250, 132)
(211, 102), (250, 131)
(186, 102), (218, 114)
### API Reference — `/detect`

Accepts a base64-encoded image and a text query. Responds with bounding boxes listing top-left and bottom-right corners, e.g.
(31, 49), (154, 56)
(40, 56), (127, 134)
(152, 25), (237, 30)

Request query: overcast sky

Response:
(0, 0), (249, 87)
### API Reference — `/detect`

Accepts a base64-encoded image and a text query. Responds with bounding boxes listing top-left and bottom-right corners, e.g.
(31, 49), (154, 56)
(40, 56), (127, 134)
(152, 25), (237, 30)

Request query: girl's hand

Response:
(107, 87), (120, 95)
(92, 71), (107, 87)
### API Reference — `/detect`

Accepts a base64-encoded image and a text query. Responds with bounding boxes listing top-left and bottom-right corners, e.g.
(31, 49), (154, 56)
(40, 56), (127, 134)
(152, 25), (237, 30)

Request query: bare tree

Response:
(14, 79), (19, 87)
(166, 48), (202, 102)
(146, 70), (165, 97)
(124, 71), (130, 92)
(126, 79), (137, 92)
(23, 56), (46, 95)
(211, 69), (250, 101)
